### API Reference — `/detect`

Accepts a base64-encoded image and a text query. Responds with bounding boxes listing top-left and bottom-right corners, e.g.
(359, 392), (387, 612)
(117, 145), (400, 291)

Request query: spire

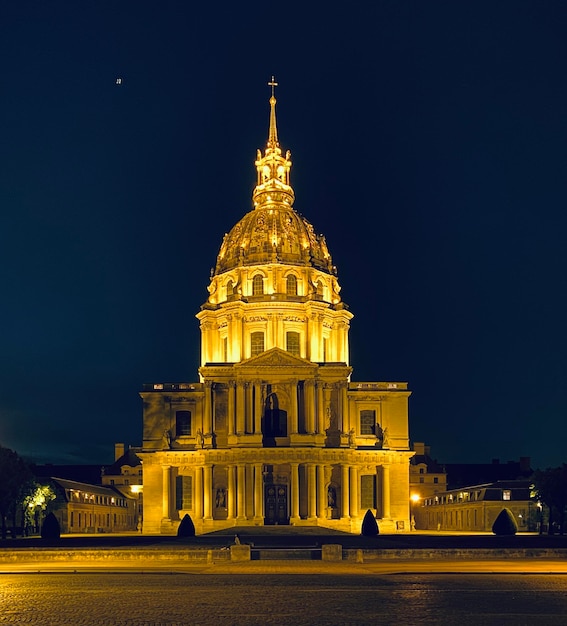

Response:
(253, 77), (295, 209)
(267, 76), (279, 150)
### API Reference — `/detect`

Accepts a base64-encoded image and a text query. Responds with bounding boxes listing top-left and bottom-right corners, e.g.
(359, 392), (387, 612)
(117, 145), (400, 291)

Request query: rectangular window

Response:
(286, 331), (300, 357)
(175, 475), (193, 510)
(360, 475), (376, 509)
(251, 331), (264, 357)
(433, 477), (438, 484)
(502, 490), (511, 501)
(176, 410), (192, 436)
(360, 410), (376, 435)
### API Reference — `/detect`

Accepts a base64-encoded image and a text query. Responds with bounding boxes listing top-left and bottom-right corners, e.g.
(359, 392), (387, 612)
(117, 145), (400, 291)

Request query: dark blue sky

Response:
(1, 1), (566, 469)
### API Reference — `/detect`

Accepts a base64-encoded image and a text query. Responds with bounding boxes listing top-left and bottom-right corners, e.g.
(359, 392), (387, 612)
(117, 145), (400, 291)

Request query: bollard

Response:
(322, 544), (342, 561)
(230, 544), (251, 561)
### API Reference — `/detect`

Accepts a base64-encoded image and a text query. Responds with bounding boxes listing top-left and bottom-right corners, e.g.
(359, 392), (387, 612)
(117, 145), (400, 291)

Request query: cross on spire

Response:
(268, 76), (278, 98)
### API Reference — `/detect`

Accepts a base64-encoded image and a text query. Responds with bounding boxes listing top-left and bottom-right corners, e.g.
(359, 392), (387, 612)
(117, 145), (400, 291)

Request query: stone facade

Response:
(414, 480), (537, 532)
(139, 84), (413, 534)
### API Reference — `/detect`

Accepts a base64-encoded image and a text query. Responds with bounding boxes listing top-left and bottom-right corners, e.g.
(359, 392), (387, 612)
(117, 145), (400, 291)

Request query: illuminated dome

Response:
(214, 88), (335, 277)
(214, 206), (334, 275)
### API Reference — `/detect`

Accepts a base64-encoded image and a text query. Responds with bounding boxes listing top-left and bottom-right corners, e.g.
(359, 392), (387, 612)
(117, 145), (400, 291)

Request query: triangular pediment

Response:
(236, 347), (317, 370)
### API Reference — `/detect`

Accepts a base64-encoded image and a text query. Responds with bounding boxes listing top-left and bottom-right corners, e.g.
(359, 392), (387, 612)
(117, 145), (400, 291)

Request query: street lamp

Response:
(537, 501), (543, 535)
(410, 493), (420, 531)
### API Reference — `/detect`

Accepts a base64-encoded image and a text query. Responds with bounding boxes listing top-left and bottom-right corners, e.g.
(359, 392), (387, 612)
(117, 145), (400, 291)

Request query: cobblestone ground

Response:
(1, 573), (567, 626)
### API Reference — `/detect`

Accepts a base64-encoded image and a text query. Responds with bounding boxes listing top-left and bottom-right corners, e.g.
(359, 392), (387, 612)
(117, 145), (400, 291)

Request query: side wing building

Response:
(139, 86), (413, 534)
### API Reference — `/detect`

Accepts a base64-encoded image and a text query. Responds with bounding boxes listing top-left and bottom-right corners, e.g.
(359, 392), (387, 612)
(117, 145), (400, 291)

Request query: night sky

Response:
(1, 1), (566, 470)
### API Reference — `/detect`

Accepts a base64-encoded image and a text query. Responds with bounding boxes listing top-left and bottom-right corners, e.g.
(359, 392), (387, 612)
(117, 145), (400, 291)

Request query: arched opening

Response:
(262, 392), (287, 446)
(286, 274), (297, 296)
(252, 274), (264, 295)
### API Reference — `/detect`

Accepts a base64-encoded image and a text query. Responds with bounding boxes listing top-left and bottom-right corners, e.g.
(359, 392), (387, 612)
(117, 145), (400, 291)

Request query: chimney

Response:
(115, 443), (125, 461)
(413, 442), (425, 455)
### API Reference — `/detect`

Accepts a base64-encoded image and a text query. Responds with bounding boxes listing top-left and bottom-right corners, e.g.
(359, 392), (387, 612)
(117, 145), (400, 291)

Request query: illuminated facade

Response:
(139, 84), (413, 534)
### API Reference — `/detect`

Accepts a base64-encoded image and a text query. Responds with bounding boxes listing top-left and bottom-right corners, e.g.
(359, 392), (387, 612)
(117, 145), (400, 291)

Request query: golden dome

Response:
(214, 206), (334, 276)
(213, 81), (335, 278)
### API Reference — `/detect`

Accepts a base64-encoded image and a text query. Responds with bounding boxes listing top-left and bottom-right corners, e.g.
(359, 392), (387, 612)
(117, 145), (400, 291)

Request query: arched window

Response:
(286, 331), (300, 357)
(226, 280), (233, 299)
(286, 274), (297, 295)
(251, 331), (264, 357)
(176, 410), (192, 436)
(316, 280), (324, 297)
(252, 275), (264, 295)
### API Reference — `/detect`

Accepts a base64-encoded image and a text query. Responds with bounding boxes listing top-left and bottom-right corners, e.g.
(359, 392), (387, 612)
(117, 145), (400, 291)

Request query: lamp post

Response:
(410, 493), (420, 531)
(537, 501), (543, 535)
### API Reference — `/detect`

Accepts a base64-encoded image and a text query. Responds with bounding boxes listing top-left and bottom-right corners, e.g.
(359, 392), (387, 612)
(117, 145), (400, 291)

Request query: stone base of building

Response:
(148, 516), (410, 536)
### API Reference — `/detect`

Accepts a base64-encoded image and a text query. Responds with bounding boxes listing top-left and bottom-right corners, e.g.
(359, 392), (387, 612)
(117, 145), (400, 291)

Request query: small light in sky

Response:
(116, 78), (122, 85)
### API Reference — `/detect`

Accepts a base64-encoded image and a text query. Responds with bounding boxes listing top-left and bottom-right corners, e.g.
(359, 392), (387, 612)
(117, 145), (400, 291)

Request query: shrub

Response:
(492, 508), (518, 536)
(361, 509), (379, 536)
(177, 514), (196, 537)
(41, 512), (60, 540)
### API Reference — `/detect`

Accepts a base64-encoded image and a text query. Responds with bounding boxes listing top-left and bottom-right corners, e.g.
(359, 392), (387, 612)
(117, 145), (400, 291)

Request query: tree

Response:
(532, 465), (567, 535)
(177, 513), (195, 537)
(492, 508), (518, 535)
(0, 446), (33, 539)
(41, 512), (60, 540)
(361, 509), (379, 536)
(23, 483), (56, 535)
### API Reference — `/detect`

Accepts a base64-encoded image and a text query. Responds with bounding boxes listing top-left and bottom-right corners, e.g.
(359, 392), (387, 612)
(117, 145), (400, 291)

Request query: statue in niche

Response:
(325, 406), (332, 431)
(215, 488), (226, 509)
(327, 486), (336, 508)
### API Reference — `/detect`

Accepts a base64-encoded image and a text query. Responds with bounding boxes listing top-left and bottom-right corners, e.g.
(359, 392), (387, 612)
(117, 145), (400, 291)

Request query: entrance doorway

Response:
(264, 484), (289, 525)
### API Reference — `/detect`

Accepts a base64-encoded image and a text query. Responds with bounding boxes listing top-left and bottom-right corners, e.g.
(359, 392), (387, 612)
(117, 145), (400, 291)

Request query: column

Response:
(227, 465), (235, 520)
(317, 464), (327, 518)
(290, 462), (300, 521)
(227, 382), (235, 436)
(307, 464), (317, 520)
(341, 383), (350, 432)
(341, 464), (350, 519)
(236, 383), (245, 434)
(237, 464), (246, 520)
(254, 382), (263, 434)
(290, 381), (299, 434)
(254, 463), (264, 520)
(306, 381), (316, 434)
(194, 466), (203, 520)
(317, 383), (325, 434)
(203, 464), (213, 520)
(162, 466), (171, 519)
(382, 464), (391, 519)
(245, 383), (253, 433)
(203, 382), (212, 434)
(349, 465), (359, 519)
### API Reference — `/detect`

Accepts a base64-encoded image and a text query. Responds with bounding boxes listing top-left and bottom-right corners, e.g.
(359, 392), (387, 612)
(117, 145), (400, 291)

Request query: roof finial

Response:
(267, 75), (279, 149)
(268, 75), (278, 98)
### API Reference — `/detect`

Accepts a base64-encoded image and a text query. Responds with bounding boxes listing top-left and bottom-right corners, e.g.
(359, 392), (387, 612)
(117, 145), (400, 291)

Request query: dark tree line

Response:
(0, 445), (34, 539)
(532, 464), (567, 535)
